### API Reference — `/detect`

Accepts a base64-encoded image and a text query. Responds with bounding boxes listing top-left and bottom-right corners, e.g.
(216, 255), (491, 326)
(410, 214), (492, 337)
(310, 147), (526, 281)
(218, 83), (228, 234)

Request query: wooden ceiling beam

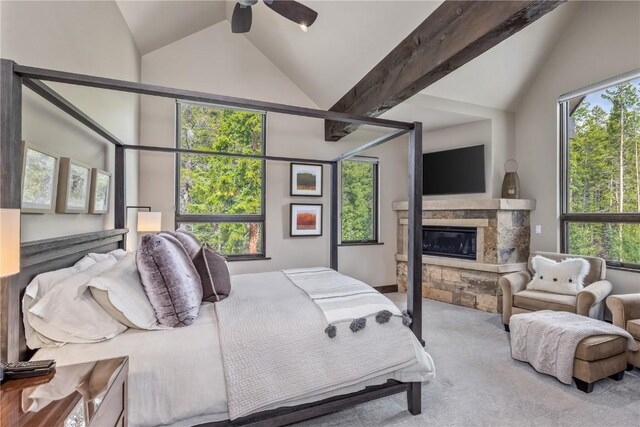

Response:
(325, 0), (566, 141)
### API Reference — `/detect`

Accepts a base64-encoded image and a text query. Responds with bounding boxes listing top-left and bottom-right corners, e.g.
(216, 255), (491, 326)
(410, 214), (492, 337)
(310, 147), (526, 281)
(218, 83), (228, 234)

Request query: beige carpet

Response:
(297, 294), (640, 427)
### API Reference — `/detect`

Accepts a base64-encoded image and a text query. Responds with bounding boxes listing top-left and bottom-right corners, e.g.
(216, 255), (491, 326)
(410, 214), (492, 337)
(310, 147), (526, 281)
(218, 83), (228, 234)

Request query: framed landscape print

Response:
(89, 168), (111, 214)
(21, 142), (60, 213)
(290, 203), (322, 237)
(57, 158), (91, 213)
(290, 163), (322, 197)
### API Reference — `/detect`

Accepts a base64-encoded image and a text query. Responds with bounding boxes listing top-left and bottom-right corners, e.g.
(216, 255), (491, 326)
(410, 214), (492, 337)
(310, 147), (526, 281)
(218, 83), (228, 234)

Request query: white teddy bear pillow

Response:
(526, 255), (591, 295)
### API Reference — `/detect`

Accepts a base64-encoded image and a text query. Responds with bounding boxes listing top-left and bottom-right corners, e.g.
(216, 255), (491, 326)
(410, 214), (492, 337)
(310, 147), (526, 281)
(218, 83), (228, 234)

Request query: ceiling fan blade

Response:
(232, 3), (252, 33)
(264, 0), (318, 28)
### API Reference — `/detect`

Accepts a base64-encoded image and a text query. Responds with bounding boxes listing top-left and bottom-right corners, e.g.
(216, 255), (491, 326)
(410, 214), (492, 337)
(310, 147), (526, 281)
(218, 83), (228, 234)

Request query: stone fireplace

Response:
(394, 198), (535, 313)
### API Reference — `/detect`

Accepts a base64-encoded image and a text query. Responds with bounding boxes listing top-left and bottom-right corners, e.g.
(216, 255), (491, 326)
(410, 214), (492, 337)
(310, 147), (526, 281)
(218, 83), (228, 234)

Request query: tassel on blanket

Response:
(375, 310), (393, 324)
(324, 324), (337, 338)
(402, 310), (412, 327)
(350, 317), (367, 333)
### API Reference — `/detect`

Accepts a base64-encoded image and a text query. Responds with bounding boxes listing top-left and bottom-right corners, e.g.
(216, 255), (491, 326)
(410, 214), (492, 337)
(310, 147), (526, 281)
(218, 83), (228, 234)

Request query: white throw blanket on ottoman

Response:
(510, 310), (637, 384)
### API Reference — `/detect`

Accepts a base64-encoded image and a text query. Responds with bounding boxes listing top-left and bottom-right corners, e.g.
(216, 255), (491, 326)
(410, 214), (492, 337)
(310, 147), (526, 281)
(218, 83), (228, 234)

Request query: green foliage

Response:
(341, 161), (375, 242)
(568, 80), (640, 264)
(178, 222), (263, 256)
(179, 103), (264, 255)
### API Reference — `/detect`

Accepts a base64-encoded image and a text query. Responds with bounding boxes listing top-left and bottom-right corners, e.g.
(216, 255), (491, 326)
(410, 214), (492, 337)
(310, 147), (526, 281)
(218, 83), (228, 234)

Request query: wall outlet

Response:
(535, 225), (542, 234)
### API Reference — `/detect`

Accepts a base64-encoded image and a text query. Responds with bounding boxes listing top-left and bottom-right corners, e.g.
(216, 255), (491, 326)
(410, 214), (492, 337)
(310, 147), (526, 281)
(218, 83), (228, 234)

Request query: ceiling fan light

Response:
(300, 23), (308, 32)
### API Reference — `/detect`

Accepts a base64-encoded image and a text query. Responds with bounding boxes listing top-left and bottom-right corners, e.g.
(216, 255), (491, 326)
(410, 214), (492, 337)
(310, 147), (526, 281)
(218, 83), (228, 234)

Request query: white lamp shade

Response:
(0, 209), (20, 277)
(137, 211), (162, 232)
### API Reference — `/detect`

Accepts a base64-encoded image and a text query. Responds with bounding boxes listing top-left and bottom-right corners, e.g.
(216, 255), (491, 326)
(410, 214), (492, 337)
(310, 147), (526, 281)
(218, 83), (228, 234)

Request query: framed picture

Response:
(57, 158), (91, 213)
(89, 168), (111, 214)
(290, 163), (322, 197)
(21, 142), (60, 213)
(290, 203), (323, 237)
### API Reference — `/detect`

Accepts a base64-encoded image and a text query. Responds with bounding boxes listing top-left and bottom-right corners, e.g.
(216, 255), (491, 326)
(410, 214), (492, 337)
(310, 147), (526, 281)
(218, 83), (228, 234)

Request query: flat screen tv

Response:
(423, 145), (485, 195)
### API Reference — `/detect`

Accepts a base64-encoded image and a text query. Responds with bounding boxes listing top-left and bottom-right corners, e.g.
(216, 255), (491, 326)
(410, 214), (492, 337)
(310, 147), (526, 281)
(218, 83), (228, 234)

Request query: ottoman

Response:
(573, 335), (628, 393)
(510, 311), (633, 393)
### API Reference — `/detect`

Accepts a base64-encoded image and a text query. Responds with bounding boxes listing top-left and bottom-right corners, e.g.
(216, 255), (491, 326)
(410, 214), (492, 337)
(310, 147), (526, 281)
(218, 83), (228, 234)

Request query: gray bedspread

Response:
(215, 270), (427, 419)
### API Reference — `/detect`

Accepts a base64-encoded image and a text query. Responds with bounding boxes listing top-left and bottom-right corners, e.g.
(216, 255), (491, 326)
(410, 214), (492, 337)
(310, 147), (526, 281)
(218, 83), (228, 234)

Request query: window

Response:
(560, 75), (640, 270)
(176, 102), (266, 258)
(340, 158), (379, 244)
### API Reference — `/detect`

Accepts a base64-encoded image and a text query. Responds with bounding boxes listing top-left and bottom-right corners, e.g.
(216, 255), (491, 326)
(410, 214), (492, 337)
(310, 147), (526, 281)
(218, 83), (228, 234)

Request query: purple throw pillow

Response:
(136, 234), (202, 327)
(193, 245), (231, 302)
(174, 228), (202, 259)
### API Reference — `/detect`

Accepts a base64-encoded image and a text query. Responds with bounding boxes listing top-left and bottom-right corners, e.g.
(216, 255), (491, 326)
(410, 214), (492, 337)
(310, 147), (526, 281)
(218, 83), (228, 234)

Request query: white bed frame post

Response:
(407, 122), (423, 414)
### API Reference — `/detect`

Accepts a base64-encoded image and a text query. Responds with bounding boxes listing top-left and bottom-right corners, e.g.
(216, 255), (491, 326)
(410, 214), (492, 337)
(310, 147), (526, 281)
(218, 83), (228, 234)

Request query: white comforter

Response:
(218, 270), (434, 419)
(34, 273), (434, 427)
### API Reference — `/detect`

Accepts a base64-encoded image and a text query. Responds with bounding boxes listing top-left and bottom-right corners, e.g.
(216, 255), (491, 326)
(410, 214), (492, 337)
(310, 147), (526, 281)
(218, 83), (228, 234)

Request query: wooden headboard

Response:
(0, 228), (128, 362)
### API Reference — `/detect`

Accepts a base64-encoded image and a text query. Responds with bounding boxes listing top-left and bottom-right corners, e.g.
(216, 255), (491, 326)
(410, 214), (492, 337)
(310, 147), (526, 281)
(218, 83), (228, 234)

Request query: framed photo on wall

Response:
(57, 157), (91, 214)
(89, 168), (111, 214)
(290, 163), (322, 197)
(290, 203), (323, 237)
(21, 142), (60, 213)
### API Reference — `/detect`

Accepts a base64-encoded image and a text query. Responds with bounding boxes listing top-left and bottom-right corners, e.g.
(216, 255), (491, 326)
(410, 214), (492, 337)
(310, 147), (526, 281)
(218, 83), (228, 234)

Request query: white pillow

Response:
(28, 257), (127, 345)
(527, 255), (590, 295)
(86, 249), (128, 263)
(23, 257), (98, 349)
(84, 254), (160, 330)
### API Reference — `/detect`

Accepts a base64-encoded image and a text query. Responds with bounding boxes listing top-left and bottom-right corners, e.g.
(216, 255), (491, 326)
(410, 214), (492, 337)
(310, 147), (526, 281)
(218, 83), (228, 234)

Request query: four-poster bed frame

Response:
(0, 58), (424, 424)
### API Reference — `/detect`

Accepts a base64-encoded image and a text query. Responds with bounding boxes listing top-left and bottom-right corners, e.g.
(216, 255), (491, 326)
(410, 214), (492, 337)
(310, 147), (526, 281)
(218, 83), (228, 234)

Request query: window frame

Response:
(174, 101), (268, 260)
(339, 156), (381, 246)
(558, 72), (640, 272)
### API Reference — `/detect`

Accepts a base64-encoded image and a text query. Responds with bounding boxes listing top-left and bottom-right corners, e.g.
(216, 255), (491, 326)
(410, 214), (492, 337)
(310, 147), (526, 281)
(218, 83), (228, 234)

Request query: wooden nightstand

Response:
(0, 356), (129, 427)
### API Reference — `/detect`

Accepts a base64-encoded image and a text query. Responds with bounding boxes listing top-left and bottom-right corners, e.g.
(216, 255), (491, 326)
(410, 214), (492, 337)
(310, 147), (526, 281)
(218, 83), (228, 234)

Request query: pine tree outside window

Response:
(559, 74), (640, 271)
(340, 158), (379, 244)
(176, 102), (266, 258)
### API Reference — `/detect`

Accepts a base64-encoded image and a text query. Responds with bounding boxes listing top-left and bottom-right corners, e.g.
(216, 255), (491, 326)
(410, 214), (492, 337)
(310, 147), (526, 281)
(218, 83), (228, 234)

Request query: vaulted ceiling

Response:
(116, 1), (226, 55)
(116, 0), (580, 113)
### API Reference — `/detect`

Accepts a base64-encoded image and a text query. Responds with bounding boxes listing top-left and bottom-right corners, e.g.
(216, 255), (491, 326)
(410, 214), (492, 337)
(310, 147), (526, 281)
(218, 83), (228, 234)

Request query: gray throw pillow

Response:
(193, 245), (231, 302)
(174, 228), (202, 259)
(136, 234), (203, 327)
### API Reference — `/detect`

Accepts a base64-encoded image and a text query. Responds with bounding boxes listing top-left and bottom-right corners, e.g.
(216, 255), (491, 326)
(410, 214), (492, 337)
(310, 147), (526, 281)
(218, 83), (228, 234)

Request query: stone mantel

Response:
(392, 198), (536, 212)
(395, 197), (535, 313)
(395, 253), (527, 274)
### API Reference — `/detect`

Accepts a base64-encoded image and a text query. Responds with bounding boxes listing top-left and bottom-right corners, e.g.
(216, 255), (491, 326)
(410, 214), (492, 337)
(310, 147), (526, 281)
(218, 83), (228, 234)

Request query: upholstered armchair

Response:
(499, 252), (612, 331)
(606, 294), (640, 370)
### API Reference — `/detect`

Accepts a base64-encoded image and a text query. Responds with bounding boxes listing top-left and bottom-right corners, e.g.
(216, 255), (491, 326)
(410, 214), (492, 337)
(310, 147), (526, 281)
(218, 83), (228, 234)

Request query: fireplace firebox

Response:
(422, 226), (477, 260)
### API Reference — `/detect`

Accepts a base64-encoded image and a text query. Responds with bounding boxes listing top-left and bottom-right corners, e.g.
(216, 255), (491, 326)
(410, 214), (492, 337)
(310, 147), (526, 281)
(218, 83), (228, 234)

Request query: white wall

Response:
(515, 0), (640, 294)
(138, 21), (407, 287)
(0, 0), (141, 246)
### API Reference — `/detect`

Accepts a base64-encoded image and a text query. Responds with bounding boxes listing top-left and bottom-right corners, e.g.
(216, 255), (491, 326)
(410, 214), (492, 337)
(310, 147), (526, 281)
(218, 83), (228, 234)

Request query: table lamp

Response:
(137, 211), (162, 233)
(0, 209), (20, 277)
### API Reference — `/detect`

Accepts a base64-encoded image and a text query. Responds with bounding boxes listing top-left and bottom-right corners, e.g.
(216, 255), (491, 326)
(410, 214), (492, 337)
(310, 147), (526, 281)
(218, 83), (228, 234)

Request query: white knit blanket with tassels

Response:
(510, 310), (637, 384)
(282, 267), (402, 325)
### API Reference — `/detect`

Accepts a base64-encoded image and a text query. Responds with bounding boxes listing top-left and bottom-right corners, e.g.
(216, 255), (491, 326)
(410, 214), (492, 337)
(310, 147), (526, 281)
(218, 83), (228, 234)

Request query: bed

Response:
(1, 60), (427, 426)
(33, 294), (433, 426)
(9, 230), (433, 426)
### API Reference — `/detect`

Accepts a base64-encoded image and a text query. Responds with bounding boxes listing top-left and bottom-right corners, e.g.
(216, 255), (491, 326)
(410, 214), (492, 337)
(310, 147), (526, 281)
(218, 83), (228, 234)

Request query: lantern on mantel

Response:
(501, 159), (520, 199)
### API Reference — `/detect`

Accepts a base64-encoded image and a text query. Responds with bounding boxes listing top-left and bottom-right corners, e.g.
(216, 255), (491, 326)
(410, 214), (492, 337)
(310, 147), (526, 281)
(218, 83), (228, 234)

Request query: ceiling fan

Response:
(232, 0), (318, 34)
